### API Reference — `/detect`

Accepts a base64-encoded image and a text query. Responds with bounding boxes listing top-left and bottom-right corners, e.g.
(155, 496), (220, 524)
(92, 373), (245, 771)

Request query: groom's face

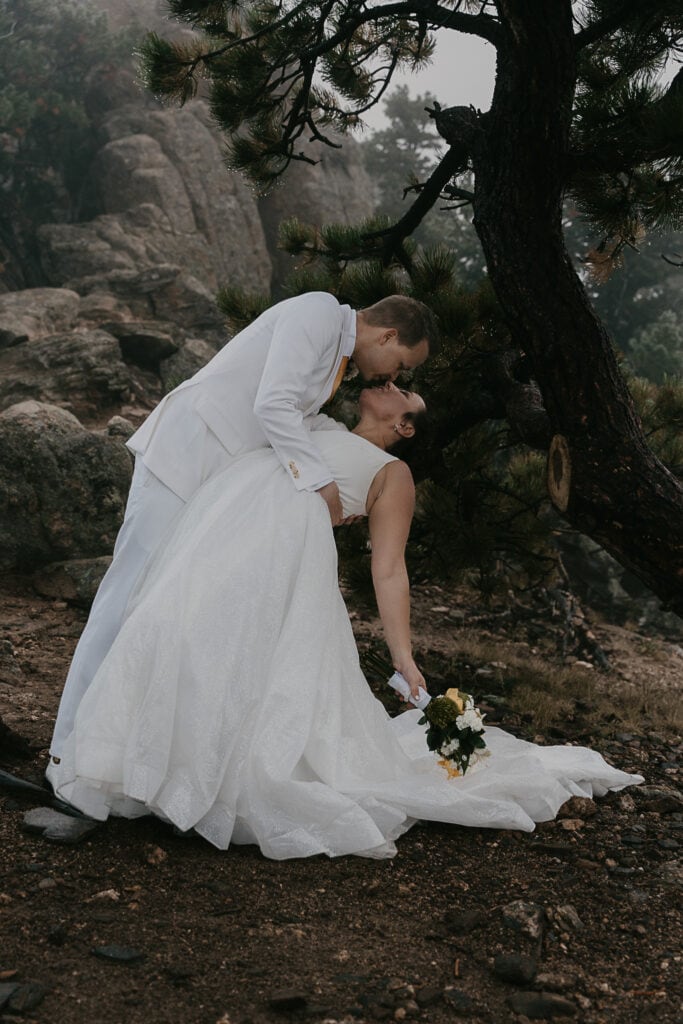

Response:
(356, 331), (429, 383)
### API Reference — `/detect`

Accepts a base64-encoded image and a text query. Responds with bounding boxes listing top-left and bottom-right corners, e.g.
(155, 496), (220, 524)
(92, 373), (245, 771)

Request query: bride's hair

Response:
(362, 296), (441, 355)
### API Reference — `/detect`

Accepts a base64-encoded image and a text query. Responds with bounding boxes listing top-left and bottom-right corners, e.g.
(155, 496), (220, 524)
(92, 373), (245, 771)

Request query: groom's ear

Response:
(379, 327), (398, 345)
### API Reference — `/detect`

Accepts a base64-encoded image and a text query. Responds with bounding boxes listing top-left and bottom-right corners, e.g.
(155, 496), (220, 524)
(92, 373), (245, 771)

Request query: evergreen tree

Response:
(139, 0), (683, 615)
(0, 0), (135, 287)
(628, 309), (683, 384)
(362, 83), (683, 355)
(361, 86), (485, 286)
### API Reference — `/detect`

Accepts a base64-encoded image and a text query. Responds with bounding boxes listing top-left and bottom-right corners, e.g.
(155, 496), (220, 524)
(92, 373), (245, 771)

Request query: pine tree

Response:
(360, 86), (485, 286)
(628, 310), (683, 384)
(0, 0), (136, 287)
(139, 0), (683, 615)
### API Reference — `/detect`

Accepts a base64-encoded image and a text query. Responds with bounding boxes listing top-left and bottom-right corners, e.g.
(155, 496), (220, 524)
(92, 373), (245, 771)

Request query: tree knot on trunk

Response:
(547, 435), (572, 512)
(428, 103), (484, 169)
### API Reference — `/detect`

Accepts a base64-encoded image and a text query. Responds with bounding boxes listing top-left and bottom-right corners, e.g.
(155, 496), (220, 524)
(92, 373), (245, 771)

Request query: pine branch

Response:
(324, 2), (502, 49)
(363, 145), (474, 263)
(574, 0), (652, 50)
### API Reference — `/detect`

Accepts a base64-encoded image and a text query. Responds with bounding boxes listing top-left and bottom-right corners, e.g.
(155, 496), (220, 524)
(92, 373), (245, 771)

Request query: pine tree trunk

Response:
(445, 0), (683, 614)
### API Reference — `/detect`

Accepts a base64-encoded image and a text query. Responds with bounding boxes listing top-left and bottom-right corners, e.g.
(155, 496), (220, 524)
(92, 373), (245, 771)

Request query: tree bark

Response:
(437, 0), (683, 615)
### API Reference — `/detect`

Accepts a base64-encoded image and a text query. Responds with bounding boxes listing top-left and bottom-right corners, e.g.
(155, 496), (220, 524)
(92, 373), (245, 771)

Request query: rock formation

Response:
(0, 0), (375, 583)
(0, 402), (132, 572)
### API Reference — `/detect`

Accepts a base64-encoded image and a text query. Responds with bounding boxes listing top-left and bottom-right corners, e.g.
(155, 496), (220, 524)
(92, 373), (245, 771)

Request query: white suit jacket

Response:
(126, 292), (355, 501)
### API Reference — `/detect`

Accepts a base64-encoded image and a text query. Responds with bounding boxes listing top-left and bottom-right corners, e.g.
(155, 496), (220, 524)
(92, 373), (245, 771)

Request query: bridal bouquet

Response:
(419, 688), (488, 777)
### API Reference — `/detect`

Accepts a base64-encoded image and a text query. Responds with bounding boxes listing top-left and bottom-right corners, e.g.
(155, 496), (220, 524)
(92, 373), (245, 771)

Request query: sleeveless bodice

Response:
(311, 429), (397, 517)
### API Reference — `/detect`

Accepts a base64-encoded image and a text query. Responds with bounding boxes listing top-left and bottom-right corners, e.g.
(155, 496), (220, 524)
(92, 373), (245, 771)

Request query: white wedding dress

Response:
(48, 429), (642, 859)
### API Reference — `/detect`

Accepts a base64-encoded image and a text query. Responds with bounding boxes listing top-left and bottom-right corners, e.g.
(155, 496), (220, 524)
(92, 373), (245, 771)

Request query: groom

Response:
(48, 291), (439, 760)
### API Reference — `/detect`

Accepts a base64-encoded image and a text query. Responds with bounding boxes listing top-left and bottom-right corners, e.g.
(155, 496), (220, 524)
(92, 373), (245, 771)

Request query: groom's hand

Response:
(317, 481), (344, 526)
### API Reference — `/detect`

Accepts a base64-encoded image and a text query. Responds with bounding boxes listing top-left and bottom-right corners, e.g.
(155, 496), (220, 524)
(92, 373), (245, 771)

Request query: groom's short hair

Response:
(361, 295), (440, 354)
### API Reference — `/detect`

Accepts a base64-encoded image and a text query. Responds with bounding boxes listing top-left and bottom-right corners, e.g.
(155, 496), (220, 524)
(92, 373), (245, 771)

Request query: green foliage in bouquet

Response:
(418, 690), (487, 776)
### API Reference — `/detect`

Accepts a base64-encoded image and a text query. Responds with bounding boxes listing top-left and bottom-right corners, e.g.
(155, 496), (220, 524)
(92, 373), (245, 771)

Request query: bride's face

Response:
(359, 382), (425, 424)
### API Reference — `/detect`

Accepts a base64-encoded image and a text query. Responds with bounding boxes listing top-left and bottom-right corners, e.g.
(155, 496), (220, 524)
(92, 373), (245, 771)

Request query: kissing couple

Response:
(46, 291), (641, 859)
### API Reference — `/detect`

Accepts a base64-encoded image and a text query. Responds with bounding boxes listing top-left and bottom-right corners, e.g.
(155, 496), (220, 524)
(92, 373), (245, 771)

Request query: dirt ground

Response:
(0, 574), (681, 1024)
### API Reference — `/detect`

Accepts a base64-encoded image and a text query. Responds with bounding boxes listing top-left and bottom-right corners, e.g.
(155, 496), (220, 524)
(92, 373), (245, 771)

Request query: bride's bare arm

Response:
(367, 461), (426, 700)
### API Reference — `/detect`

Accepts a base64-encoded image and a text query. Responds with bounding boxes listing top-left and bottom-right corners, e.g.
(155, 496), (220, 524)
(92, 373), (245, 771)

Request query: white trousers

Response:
(49, 457), (185, 758)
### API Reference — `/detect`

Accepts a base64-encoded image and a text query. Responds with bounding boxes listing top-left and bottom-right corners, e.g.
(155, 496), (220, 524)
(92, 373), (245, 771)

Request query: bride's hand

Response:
(396, 661), (427, 703)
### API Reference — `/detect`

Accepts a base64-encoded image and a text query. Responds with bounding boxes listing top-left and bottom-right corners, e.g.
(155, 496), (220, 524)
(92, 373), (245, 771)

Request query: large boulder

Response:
(33, 556), (112, 608)
(0, 402), (132, 571)
(100, 103), (272, 291)
(0, 328), (147, 420)
(38, 102), (272, 323)
(0, 288), (80, 348)
(160, 337), (217, 390)
(259, 136), (377, 292)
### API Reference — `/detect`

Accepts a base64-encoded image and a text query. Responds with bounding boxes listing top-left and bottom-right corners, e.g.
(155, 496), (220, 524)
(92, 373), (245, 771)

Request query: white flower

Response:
(440, 738), (460, 756)
(465, 696), (474, 710)
(456, 709), (484, 733)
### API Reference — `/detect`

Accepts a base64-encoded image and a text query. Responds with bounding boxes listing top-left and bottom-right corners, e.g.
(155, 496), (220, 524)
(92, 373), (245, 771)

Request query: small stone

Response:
(618, 793), (636, 812)
(91, 945), (146, 965)
(144, 844), (167, 865)
(636, 787), (683, 814)
(558, 819), (584, 832)
(575, 859), (601, 872)
(493, 954), (537, 986)
(557, 796), (597, 819)
(8, 983), (49, 1012)
(415, 986), (442, 1008)
(165, 964), (195, 982)
(658, 838), (679, 851)
(0, 984), (19, 1010)
(371, 1007), (392, 1021)
(443, 988), (475, 1015)
(508, 991), (577, 1018)
(23, 807), (98, 845)
(552, 905), (584, 932)
(38, 878), (57, 890)
(106, 415), (135, 440)
(444, 908), (486, 935)
(268, 990), (308, 1012)
(502, 901), (546, 940)
(386, 978), (408, 992)
(86, 888), (120, 902)
(48, 924), (67, 946)
(33, 557), (112, 610)
(532, 842), (573, 858)
(533, 972), (574, 993)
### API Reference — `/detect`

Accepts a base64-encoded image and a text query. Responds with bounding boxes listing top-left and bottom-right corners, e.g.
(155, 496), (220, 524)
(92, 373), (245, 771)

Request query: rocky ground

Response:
(0, 575), (681, 1024)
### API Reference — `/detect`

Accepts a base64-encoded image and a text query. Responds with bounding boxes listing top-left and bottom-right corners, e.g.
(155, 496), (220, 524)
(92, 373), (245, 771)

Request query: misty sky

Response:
(361, 32), (680, 135)
(362, 33), (496, 133)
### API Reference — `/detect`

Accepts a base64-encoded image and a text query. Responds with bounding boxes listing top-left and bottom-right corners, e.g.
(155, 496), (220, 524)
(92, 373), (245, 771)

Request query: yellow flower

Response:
(438, 758), (461, 779)
(445, 688), (465, 714)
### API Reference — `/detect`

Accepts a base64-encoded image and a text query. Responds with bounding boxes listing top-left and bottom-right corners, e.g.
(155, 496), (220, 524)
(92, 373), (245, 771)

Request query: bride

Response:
(47, 383), (641, 859)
